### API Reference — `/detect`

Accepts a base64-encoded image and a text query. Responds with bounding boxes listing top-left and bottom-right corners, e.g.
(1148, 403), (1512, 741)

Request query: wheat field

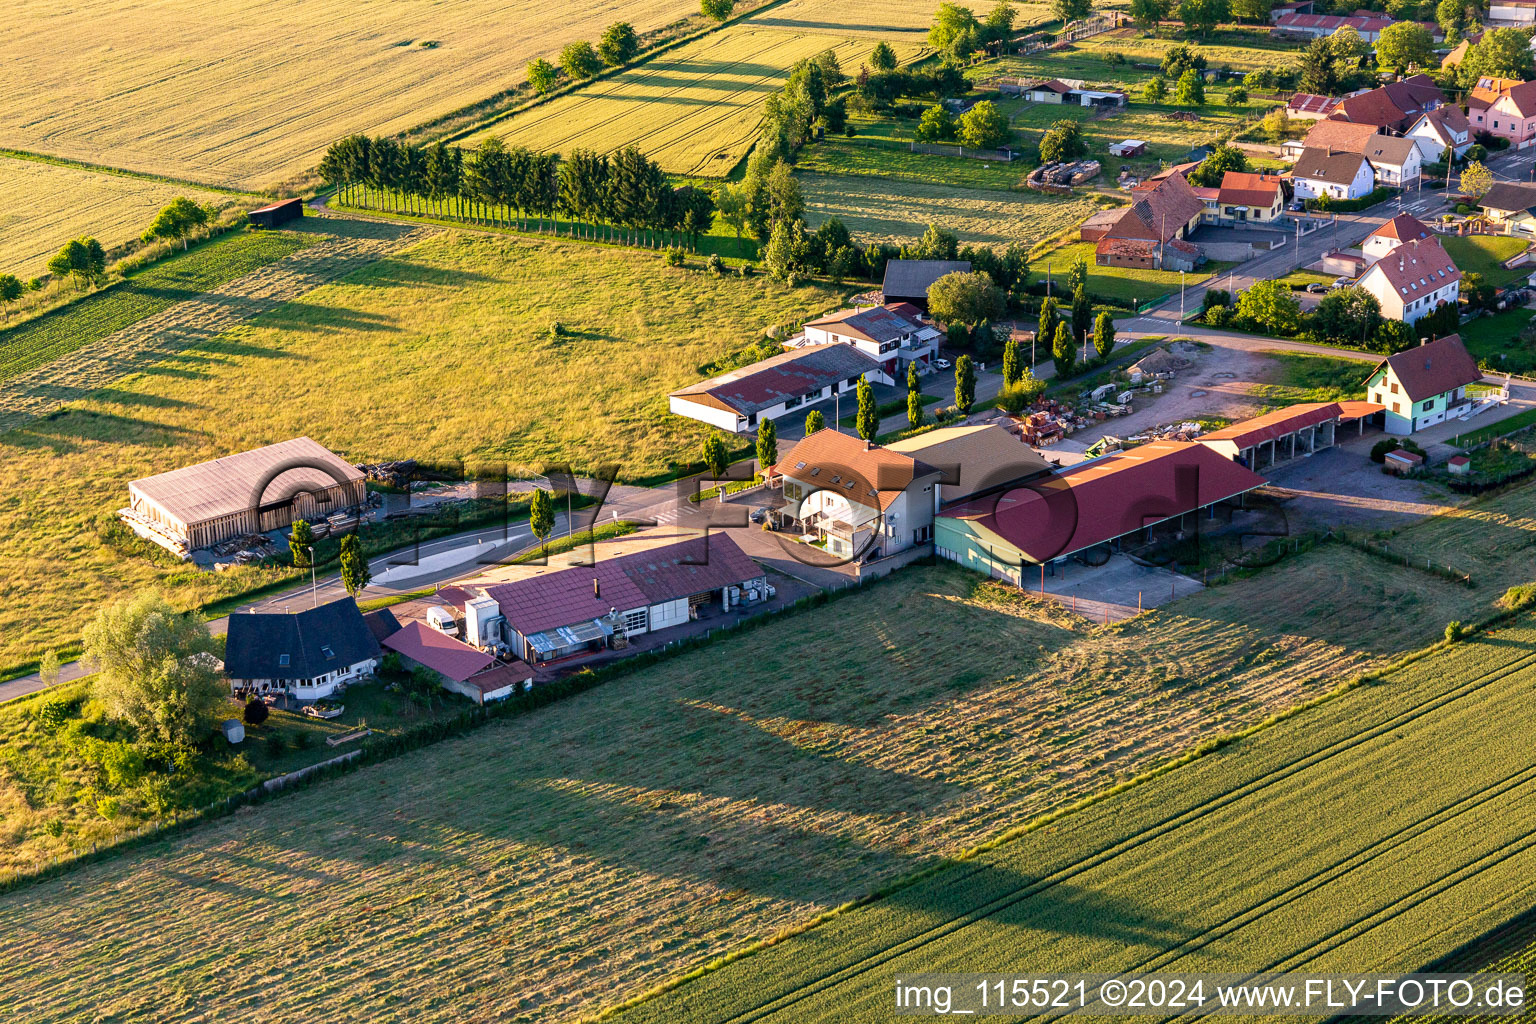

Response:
(747, 0), (1057, 37)
(0, 0), (702, 189)
(0, 156), (239, 278)
(464, 27), (922, 177)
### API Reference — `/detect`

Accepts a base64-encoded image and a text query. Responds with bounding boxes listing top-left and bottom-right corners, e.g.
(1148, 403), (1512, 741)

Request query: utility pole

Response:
(307, 545), (318, 607)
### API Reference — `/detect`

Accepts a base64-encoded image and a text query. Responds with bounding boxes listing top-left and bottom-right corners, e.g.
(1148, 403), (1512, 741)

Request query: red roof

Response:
(1288, 93), (1340, 116)
(1217, 171), (1283, 208)
(1362, 236), (1462, 300)
(1371, 334), (1482, 403)
(1336, 400), (1385, 421)
(383, 620), (497, 682)
(1369, 212), (1431, 244)
(940, 441), (1267, 561)
(463, 661), (534, 694)
(1199, 402), (1342, 448)
(1108, 173), (1206, 244)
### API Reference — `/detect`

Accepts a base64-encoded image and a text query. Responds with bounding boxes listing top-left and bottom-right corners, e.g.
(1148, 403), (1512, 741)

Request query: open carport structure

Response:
(1197, 401), (1381, 471)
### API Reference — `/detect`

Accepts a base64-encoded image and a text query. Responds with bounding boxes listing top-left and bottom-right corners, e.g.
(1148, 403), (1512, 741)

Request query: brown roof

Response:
(1361, 135), (1420, 170)
(1480, 181), (1536, 215)
(1301, 119), (1381, 153)
(670, 344), (881, 417)
(1469, 76), (1527, 110)
(128, 436), (363, 528)
(1199, 402), (1342, 449)
(1414, 105), (1470, 142)
(887, 424), (1051, 502)
(1107, 172), (1205, 244)
(1331, 77), (1444, 130)
(1292, 147), (1370, 187)
(1288, 93), (1340, 116)
(1362, 235), (1462, 299)
(1368, 212), (1431, 243)
(777, 427), (931, 511)
(1217, 171), (1283, 208)
(461, 662), (535, 695)
(1372, 335), (1482, 402)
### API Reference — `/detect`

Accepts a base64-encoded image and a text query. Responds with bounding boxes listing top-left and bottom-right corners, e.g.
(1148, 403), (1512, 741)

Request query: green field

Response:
(1024, 241), (1221, 304)
(796, 113), (1037, 190)
(0, 230), (312, 384)
(615, 613), (1536, 1023)
(1073, 26), (1307, 72)
(799, 172), (1104, 248)
(1250, 351), (1373, 407)
(1441, 234), (1531, 289)
(0, 232), (844, 671)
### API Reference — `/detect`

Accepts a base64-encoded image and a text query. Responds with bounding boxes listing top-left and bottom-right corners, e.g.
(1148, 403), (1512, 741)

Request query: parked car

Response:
(1306, 282), (1328, 294)
(933, 357), (952, 370)
(749, 506), (769, 524)
(1331, 277), (1352, 290)
(1288, 200), (1305, 212)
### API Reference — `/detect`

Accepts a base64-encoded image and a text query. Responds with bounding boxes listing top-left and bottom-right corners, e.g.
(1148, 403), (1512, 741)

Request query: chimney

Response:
(865, 439), (873, 450)
(593, 577), (600, 599)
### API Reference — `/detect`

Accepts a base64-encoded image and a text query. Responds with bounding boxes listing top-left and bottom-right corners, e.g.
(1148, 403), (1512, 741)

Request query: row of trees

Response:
(914, 99), (1012, 149)
(929, 0), (1020, 60)
(1201, 280), (1435, 353)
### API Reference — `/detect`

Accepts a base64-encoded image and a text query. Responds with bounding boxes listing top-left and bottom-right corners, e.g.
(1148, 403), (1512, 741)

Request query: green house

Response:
(1364, 334), (1482, 436)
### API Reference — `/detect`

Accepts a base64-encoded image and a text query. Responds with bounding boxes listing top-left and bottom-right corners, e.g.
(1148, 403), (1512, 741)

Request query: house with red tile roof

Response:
(381, 620), (534, 704)
(1362, 212), (1433, 263)
(1326, 75), (1446, 131)
(1281, 118), (1382, 160)
(1195, 401), (1382, 469)
(1365, 334), (1482, 434)
(1356, 235), (1462, 326)
(668, 344), (889, 434)
(1215, 172), (1287, 223)
(1099, 173), (1207, 271)
(1274, 12), (1441, 42)
(1467, 76), (1536, 149)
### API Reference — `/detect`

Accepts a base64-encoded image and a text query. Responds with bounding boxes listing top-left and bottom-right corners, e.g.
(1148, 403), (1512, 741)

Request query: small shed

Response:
(1109, 140), (1148, 157)
(1447, 454), (1471, 475)
(248, 198), (304, 229)
(221, 719), (246, 744)
(1384, 449), (1425, 474)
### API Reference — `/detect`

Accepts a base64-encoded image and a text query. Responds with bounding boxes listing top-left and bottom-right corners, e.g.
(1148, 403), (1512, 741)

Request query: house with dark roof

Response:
(668, 344), (889, 434)
(473, 534), (766, 663)
(1360, 135), (1423, 188)
(1406, 106), (1473, 162)
(1365, 335), (1483, 434)
(224, 597), (381, 700)
(799, 302), (944, 376)
(1356, 235), (1462, 326)
(881, 259), (972, 309)
(1479, 181), (1536, 234)
(1099, 173), (1207, 271)
(1290, 147), (1375, 200)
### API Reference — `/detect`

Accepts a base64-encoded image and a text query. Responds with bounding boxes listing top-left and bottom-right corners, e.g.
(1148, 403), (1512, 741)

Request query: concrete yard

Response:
(1034, 553), (1205, 622)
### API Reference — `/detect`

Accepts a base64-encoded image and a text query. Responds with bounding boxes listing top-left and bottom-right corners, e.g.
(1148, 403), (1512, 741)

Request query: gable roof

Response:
(887, 424), (1052, 502)
(225, 597), (380, 680)
(1108, 172), (1205, 243)
(482, 533), (761, 637)
(1331, 76), (1445, 129)
(1469, 76), (1528, 109)
(1198, 402), (1343, 449)
(1217, 171), (1284, 208)
(1368, 212), (1432, 244)
(129, 436), (363, 528)
(881, 259), (971, 299)
(382, 620), (497, 682)
(1301, 118), (1382, 153)
(1410, 105), (1471, 145)
(804, 303), (928, 345)
(1361, 235), (1462, 298)
(940, 441), (1267, 562)
(362, 607), (402, 643)
(777, 427), (933, 510)
(1496, 80), (1536, 118)
(670, 344), (881, 417)
(1371, 334), (1482, 402)
(1287, 93), (1340, 116)
(1361, 134), (1420, 169)
(1292, 147), (1371, 186)
(1481, 181), (1536, 215)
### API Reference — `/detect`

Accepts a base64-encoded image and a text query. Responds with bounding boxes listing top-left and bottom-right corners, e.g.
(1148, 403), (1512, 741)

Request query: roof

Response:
(1330, 77), (1445, 129)
(1301, 119), (1382, 153)
(887, 424), (1052, 502)
(940, 441), (1268, 561)
(1368, 212), (1432, 244)
(1503, 81), (1536, 117)
(249, 198), (303, 215)
(362, 607), (402, 644)
(1024, 79), (1072, 93)
(462, 662), (535, 695)
(1411, 105), (1471, 143)
(1199, 402), (1342, 448)
(129, 437), (363, 527)
(882, 260), (971, 298)
(1361, 236), (1462, 303)
(382, 620), (496, 682)
(1217, 171), (1283, 208)
(225, 597), (380, 680)
(669, 344), (881, 417)
(1361, 134), (1420, 169)
(1372, 334), (1482, 402)
(777, 427), (931, 511)
(804, 303), (928, 345)
(1287, 93), (1340, 116)
(1107, 172), (1206, 243)
(1469, 76), (1525, 108)
(482, 533), (761, 637)
(1292, 147), (1370, 186)
(1096, 237), (1159, 259)
(1336, 399), (1385, 420)
(1479, 181), (1536, 215)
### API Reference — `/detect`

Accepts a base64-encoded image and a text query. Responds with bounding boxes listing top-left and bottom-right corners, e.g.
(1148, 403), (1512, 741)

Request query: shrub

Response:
(738, 262), (754, 278)
(706, 253), (725, 275)
(548, 320), (566, 337)
(1445, 620), (1466, 642)
(1499, 583), (1536, 610)
(294, 730), (315, 750)
(1205, 305), (1234, 327)
(1370, 438), (1400, 463)
(243, 699), (269, 725)
(1455, 203), (1473, 215)
(1202, 288), (1231, 310)
(33, 695), (73, 733)
(265, 732), (286, 757)
(97, 796), (121, 820)
(664, 246), (686, 267)
(1467, 143), (1488, 162)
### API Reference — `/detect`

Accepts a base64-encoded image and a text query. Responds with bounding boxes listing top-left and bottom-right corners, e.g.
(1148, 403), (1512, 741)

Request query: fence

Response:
(909, 141), (1018, 162)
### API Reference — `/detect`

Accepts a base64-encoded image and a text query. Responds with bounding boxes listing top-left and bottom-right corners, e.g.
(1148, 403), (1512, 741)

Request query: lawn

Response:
(1454, 407), (1536, 449)
(0, 0), (709, 189)
(0, 231), (847, 671)
(10, 468), (1536, 1023)
(799, 172), (1106, 248)
(1249, 350), (1373, 407)
(1458, 305), (1536, 374)
(1023, 241), (1222, 304)
(796, 112), (1038, 190)
(461, 28), (922, 178)
(1441, 233), (1531, 289)
(1003, 98), (1267, 176)
(0, 154), (245, 278)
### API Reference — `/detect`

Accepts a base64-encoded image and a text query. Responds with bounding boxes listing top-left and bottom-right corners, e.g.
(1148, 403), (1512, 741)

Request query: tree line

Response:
(522, 0), (740, 97)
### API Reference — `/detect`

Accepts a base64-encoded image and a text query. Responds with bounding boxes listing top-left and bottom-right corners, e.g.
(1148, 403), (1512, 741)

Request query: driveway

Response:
(1035, 553), (1205, 622)
(1259, 436), (1463, 531)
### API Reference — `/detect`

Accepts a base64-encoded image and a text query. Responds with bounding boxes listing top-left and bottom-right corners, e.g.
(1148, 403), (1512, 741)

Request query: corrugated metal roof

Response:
(1199, 402), (1341, 448)
(670, 345), (881, 417)
(129, 436), (362, 526)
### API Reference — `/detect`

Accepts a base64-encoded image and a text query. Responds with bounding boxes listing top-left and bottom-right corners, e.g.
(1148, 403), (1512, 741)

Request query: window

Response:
(321, 645), (334, 659)
(1424, 398), (1435, 411)
(278, 654), (290, 667)
(1393, 401), (1401, 414)
(784, 395), (802, 409)
(1390, 382), (1399, 395)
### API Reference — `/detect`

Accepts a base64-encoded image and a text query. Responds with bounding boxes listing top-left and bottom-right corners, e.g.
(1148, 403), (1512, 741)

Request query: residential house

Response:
(1017, 78), (1126, 107)
(1289, 147), (1375, 200)
(775, 428), (942, 559)
(1360, 134), (1423, 187)
(668, 344), (889, 434)
(1489, 0), (1536, 25)
(1281, 118), (1382, 161)
(934, 442), (1267, 580)
(224, 597), (381, 700)
(1365, 334), (1483, 434)
(1479, 181), (1536, 233)
(886, 424), (1053, 506)
(476, 534), (766, 664)
(1355, 235), (1462, 325)
(798, 302), (943, 377)
(381, 620), (533, 704)
(1287, 93), (1341, 121)
(1467, 77), (1536, 148)
(1327, 75), (1446, 131)
(1097, 172), (1207, 271)
(1361, 212), (1433, 263)
(1405, 106), (1473, 162)
(881, 259), (971, 309)
(1214, 171), (1287, 223)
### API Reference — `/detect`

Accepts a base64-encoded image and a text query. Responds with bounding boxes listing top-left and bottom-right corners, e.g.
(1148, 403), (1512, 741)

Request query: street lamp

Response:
(307, 544), (319, 607)
(1179, 270), (1186, 340)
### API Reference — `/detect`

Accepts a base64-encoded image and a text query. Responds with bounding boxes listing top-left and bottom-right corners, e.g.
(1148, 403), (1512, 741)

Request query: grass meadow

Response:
(462, 28), (922, 177)
(0, 155), (243, 278)
(7, 469), (1536, 1022)
(747, 0), (1058, 38)
(1023, 241), (1221, 303)
(0, 0), (703, 189)
(1441, 234), (1530, 289)
(0, 231), (846, 670)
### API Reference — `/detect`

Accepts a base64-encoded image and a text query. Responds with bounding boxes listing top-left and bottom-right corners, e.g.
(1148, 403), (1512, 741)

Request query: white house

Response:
(1289, 147), (1375, 200)
(1365, 335), (1483, 434)
(1361, 212), (1433, 264)
(1356, 236), (1462, 325)
(1406, 106), (1473, 163)
(1360, 135), (1423, 188)
(668, 344), (890, 434)
(224, 597), (381, 700)
(798, 302), (943, 377)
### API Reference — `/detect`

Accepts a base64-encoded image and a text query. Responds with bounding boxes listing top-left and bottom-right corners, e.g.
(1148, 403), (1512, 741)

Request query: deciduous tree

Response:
(930, 1), (982, 57)
(529, 488), (554, 545)
(1460, 160), (1494, 199)
(870, 41), (899, 72)
(1235, 279), (1301, 335)
(559, 41), (602, 80)
(1093, 310), (1115, 362)
(289, 519), (313, 567)
(598, 22), (639, 66)
(701, 0), (735, 21)
(527, 58), (558, 93)
(1003, 337), (1022, 384)
(1175, 68), (1206, 106)
(959, 100), (1011, 149)
(927, 270), (1006, 325)
(144, 197), (210, 250)
(1131, 0), (1173, 30)
(339, 533), (371, 596)
(805, 409), (825, 434)
(0, 273), (22, 320)
(916, 103), (957, 142)
(1376, 22), (1435, 74)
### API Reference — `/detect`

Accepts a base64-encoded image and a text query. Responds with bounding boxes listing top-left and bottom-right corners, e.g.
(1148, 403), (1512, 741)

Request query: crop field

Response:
(617, 614), (1536, 1023)
(0, 156), (243, 278)
(2, 492), (1530, 1023)
(746, 0), (1057, 38)
(799, 172), (1103, 248)
(0, 231), (843, 669)
(0, 230), (313, 385)
(0, 0), (702, 189)
(1023, 241), (1222, 303)
(463, 28), (921, 177)
(1075, 26), (1306, 72)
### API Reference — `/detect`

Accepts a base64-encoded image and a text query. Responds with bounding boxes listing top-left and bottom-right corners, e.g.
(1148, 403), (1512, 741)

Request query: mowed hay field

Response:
(0, 0), (701, 189)
(0, 156), (241, 277)
(5, 495), (1535, 1024)
(621, 616), (1536, 1024)
(747, 0), (1055, 38)
(799, 171), (1103, 247)
(0, 232), (843, 669)
(466, 28), (921, 177)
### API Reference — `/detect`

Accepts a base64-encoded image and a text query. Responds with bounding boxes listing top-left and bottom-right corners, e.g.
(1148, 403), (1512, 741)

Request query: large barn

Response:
(123, 436), (365, 555)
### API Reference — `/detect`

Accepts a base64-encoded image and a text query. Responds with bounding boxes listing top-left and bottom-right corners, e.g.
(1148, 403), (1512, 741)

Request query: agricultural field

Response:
(0, 231), (845, 670)
(1023, 241), (1225, 304)
(463, 28), (922, 177)
(799, 172), (1105, 248)
(617, 611), (1536, 1023)
(0, 0), (705, 189)
(0, 155), (245, 278)
(1075, 26), (1307, 73)
(746, 0), (1058, 39)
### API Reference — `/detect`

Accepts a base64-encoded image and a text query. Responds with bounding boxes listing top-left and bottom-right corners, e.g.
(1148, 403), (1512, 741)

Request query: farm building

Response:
(1286, 93), (1340, 120)
(381, 620), (534, 704)
(1197, 400), (1383, 469)
(224, 597), (380, 701)
(123, 436), (365, 555)
(1108, 140), (1148, 157)
(1097, 173), (1207, 271)
(668, 345), (889, 434)
(248, 197), (304, 229)
(1079, 208), (1124, 242)
(887, 424), (1052, 505)
(881, 259), (971, 309)
(474, 534), (766, 664)
(797, 302), (943, 376)
(935, 441), (1267, 579)
(1366, 334), (1482, 435)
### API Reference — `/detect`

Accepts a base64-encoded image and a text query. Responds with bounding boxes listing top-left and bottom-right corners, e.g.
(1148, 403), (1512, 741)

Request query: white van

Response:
(426, 605), (459, 637)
